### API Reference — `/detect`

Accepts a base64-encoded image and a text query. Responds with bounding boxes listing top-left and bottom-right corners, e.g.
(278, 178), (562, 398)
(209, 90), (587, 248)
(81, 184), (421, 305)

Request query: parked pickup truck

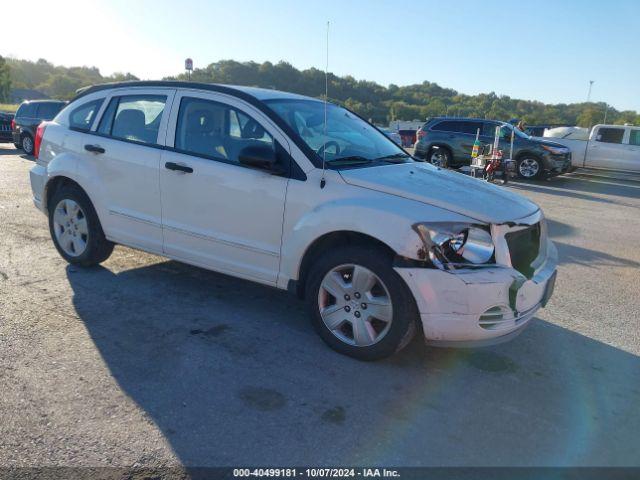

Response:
(543, 124), (640, 173)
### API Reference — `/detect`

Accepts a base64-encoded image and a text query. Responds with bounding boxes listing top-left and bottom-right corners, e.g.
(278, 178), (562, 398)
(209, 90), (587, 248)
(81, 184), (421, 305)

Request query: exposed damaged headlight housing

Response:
(413, 223), (495, 270)
(541, 144), (570, 155)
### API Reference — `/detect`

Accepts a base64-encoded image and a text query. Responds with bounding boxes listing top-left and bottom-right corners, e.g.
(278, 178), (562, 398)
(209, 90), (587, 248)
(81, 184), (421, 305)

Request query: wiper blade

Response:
(375, 153), (411, 162)
(325, 155), (372, 165)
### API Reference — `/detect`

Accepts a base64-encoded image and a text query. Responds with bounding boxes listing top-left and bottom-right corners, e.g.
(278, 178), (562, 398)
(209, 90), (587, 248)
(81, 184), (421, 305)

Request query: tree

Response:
(0, 55), (11, 103)
(5, 57), (138, 100)
(4, 56), (638, 126)
(577, 106), (605, 128)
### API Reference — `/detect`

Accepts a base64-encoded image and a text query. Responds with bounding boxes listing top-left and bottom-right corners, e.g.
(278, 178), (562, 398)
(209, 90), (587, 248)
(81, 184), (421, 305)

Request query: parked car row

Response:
(8, 100), (66, 154)
(413, 117), (572, 179)
(29, 81), (557, 360)
(0, 111), (13, 143)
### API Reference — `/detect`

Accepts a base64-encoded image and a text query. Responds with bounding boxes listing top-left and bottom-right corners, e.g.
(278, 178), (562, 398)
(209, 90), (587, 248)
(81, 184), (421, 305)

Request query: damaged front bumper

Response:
(395, 227), (558, 347)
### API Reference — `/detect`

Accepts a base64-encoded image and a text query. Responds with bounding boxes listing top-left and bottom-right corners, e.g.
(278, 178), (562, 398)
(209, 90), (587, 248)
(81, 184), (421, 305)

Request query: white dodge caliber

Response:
(29, 81), (557, 360)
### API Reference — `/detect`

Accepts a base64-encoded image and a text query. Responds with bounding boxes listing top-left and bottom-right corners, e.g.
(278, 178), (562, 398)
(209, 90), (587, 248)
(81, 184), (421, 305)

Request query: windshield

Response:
(265, 99), (410, 167)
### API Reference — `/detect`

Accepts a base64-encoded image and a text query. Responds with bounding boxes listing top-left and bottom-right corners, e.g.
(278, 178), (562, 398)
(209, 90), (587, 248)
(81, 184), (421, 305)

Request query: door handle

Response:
(84, 144), (105, 154)
(165, 162), (193, 173)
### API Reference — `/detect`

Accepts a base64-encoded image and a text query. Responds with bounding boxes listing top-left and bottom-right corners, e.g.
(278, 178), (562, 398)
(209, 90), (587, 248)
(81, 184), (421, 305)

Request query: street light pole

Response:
(587, 80), (594, 103)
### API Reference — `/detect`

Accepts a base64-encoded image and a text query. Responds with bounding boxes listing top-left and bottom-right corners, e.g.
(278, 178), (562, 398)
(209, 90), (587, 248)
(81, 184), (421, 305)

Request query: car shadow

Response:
(0, 145), (19, 155)
(65, 259), (640, 466)
(508, 175), (640, 206)
(553, 240), (640, 268)
(545, 218), (579, 239)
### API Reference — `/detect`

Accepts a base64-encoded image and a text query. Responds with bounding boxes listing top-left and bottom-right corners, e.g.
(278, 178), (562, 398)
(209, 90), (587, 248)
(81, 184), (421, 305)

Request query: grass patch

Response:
(0, 103), (19, 113)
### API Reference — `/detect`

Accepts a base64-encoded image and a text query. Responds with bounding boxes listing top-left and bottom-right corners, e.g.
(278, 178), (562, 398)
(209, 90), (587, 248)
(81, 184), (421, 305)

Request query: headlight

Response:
(541, 145), (569, 155)
(412, 222), (495, 270)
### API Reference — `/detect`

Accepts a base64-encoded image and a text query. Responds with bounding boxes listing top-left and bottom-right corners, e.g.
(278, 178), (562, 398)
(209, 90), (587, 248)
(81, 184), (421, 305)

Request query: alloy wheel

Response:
(52, 199), (89, 257)
(22, 136), (33, 154)
(318, 264), (393, 347)
(519, 158), (540, 178)
(429, 151), (447, 167)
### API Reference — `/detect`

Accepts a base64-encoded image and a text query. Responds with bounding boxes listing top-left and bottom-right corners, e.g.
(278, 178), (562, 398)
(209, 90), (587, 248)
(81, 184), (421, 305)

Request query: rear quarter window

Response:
(68, 99), (104, 131)
(16, 103), (37, 118)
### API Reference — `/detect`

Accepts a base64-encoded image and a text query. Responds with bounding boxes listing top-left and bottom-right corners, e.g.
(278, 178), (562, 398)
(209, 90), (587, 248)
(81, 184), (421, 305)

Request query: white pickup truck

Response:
(543, 124), (640, 172)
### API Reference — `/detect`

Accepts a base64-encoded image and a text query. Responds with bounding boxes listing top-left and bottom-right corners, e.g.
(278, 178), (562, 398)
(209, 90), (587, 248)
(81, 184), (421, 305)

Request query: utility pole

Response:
(603, 103), (608, 124)
(587, 80), (594, 103)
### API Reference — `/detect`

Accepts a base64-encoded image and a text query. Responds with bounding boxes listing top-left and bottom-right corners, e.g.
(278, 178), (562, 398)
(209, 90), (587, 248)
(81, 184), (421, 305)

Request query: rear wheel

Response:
(517, 156), (542, 179)
(21, 135), (34, 155)
(48, 185), (114, 266)
(428, 147), (451, 168)
(305, 245), (418, 360)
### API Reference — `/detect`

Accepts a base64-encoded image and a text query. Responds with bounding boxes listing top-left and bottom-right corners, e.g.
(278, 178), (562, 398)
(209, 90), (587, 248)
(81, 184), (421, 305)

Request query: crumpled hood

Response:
(339, 162), (539, 224)
(536, 138), (570, 149)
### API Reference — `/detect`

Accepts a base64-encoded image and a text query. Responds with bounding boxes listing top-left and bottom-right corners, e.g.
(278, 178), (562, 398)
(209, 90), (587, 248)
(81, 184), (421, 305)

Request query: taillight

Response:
(417, 129), (427, 140)
(34, 122), (48, 159)
(10, 118), (15, 131)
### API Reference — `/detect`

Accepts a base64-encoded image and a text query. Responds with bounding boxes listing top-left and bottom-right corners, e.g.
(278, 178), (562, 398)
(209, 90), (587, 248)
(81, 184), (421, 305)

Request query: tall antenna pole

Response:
(320, 21), (329, 189)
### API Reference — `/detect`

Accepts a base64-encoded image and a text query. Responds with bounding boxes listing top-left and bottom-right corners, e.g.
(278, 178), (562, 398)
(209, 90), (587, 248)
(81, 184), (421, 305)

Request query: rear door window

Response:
(431, 121), (462, 133)
(596, 127), (625, 144)
(482, 122), (500, 137)
(69, 99), (103, 131)
(97, 95), (167, 145)
(628, 129), (640, 146)
(460, 121), (482, 135)
(36, 103), (64, 120)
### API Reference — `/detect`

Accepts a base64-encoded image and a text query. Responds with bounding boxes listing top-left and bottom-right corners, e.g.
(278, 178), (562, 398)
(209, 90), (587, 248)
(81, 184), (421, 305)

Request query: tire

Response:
(517, 156), (543, 179)
(48, 184), (114, 266)
(21, 135), (34, 155)
(428, 147), (451, 168)
(305, 245), (419, 360)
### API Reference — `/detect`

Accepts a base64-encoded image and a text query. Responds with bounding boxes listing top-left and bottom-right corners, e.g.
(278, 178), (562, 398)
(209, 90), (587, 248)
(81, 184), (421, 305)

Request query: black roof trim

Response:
(73, 80), (263, 102)
(72, 81), (322, 168)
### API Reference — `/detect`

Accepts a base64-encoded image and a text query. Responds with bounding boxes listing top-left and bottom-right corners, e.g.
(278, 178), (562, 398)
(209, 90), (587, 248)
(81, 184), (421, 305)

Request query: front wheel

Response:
(305, 245), (418, 360)
(48, 185), (114, 266)
(517, 156), (542, 179)
(428, 147), (451, 168)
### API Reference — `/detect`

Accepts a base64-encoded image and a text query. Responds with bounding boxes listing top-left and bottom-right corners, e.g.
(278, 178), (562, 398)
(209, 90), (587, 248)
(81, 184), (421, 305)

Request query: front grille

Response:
(505, 223), (541, 278)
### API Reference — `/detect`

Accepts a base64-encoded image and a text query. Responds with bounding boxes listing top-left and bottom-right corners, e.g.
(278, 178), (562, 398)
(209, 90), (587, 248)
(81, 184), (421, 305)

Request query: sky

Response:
(3, 0), (639, 112)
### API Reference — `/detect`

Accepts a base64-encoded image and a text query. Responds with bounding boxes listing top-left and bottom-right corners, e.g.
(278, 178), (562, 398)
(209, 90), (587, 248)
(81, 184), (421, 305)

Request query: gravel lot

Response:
(1, 143), (639, 468)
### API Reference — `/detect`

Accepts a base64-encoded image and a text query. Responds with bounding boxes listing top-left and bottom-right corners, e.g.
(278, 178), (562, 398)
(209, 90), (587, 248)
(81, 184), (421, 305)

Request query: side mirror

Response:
(238, 144), (285, 174)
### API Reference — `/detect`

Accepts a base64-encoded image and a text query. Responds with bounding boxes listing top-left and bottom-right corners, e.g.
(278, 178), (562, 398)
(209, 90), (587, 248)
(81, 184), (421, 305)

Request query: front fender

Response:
(278, 171), (477, 286)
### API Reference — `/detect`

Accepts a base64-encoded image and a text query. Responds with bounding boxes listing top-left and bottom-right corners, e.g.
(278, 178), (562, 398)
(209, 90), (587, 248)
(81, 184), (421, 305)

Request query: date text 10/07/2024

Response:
(233, 468), (401, 478)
